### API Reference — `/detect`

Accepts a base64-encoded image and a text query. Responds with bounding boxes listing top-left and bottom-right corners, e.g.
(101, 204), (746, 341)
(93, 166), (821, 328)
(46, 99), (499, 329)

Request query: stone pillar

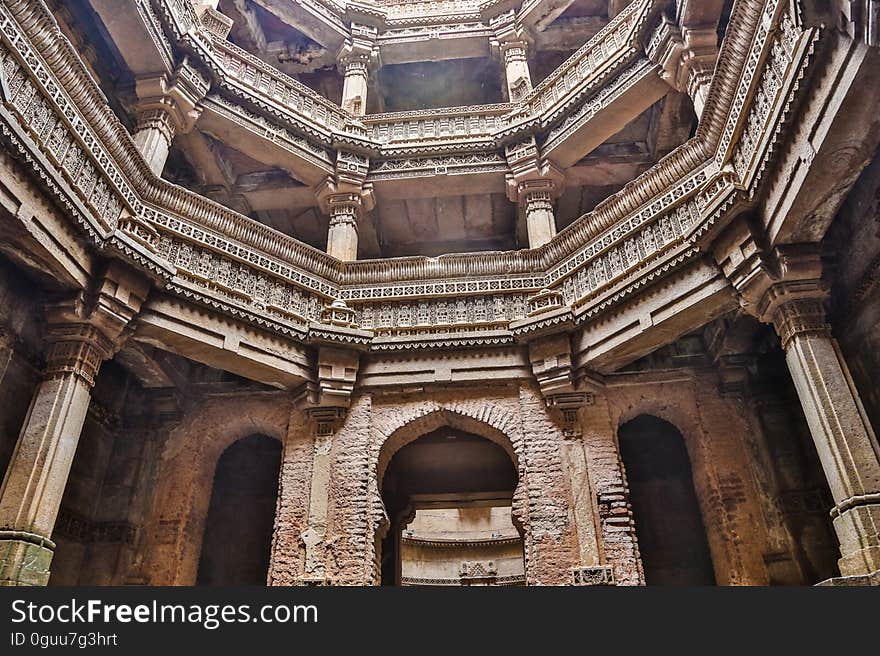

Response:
(762, 286), (880, 577)
(505, 138), (564, 249)
(647, 19), (718, 119)
(133, 109), (175, 177)
(340, 56), (369, 116)
(316, 150), (374, 261)
(523, 187), (557, 248)
(326, 198), (360, 261)
(500, 41), (532, 102)
(338, 27), (376, 117)
(0, 266), (149, 586)
(131, 60), (209, 175)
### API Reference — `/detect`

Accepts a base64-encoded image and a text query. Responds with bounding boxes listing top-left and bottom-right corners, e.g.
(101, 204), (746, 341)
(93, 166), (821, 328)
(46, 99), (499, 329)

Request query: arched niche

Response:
(377, 425), (524, 586)
(618, 414), (715, 585)
(196, 433), (282, 586)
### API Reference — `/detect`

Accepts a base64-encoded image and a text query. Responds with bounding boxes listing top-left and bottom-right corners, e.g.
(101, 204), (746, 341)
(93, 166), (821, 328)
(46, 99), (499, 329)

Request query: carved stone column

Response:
(338, 27), (377, 116)
(317, 151), (374, 261)
(131, 59), (209, 175)
(500, 41), (532, 102)
(0, 264), (149, 586)
(505, 139), (564, 249)
(647, 19), (718, 119)
(522, 184), (558, 249)
(340, 56), (370, 116)
(720, 240), (880, 579)
(326, 196), (361, 262)
(492, 12), (533, 102)
(761, 284), (880, 577)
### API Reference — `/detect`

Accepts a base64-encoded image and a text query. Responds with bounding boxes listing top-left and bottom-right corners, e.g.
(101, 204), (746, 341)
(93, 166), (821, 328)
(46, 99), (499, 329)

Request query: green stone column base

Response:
(0, 531), (55, 586)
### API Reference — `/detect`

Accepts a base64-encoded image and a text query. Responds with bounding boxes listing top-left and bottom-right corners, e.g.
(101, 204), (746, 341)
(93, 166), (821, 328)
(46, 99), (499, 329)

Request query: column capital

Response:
(132, 58), (209, 140)
(315, 147), (375, 218)
(716, 235), (827, 321)
(504, 138), (565, 204)
(337, 29), (379, 74)
(516, 177), (564, 207)
(646, 17), (718, 115)
(44, 262), (151, 386)
(764, 290), (830, 350)
(295, 305), (370, 420)
(315, 187), (375, 219)
(43, 321), (113, 388)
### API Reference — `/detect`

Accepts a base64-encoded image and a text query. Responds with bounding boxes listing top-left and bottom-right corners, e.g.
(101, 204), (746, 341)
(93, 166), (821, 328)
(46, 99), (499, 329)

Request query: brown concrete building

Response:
(0, 0), (878, 587)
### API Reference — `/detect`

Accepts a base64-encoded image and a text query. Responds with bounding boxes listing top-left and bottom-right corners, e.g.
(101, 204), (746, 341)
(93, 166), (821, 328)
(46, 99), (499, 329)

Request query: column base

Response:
(0, 531), (55, 586)
(832, 502), (880, 577)
(815, 570), (880, 586)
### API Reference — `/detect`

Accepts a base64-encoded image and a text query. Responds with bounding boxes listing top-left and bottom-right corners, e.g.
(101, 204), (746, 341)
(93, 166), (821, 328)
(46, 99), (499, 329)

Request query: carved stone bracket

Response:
(490, 10), (534, 102)
(132, 57), (209, 140)
(316, 153), (375, 260)
(45, 261), (151, 386)
(511, 294), (594, 431)
(504, 138), (565, 202)
(504, 137), (565, 247)
(299, 299), (373, 419)
(131, 58), (210, 174)
(647, 17), (718, 118)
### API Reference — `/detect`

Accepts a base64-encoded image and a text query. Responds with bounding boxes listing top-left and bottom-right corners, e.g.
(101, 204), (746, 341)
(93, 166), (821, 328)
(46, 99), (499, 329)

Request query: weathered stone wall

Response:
(49, 363), (156, 585)
(135, 393), (291, 585)
(826, 149), (880, 433)
(0, 258), (41, 484)
(266, 384), (582, 585)
(599, 373), (779, 585)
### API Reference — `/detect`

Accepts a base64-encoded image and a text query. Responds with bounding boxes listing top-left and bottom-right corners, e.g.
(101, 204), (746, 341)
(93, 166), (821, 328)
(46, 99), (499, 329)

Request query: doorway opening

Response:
(618, 415), (716, 585)
(379, 427), (524, 586)
(196, 433), (281, 585)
